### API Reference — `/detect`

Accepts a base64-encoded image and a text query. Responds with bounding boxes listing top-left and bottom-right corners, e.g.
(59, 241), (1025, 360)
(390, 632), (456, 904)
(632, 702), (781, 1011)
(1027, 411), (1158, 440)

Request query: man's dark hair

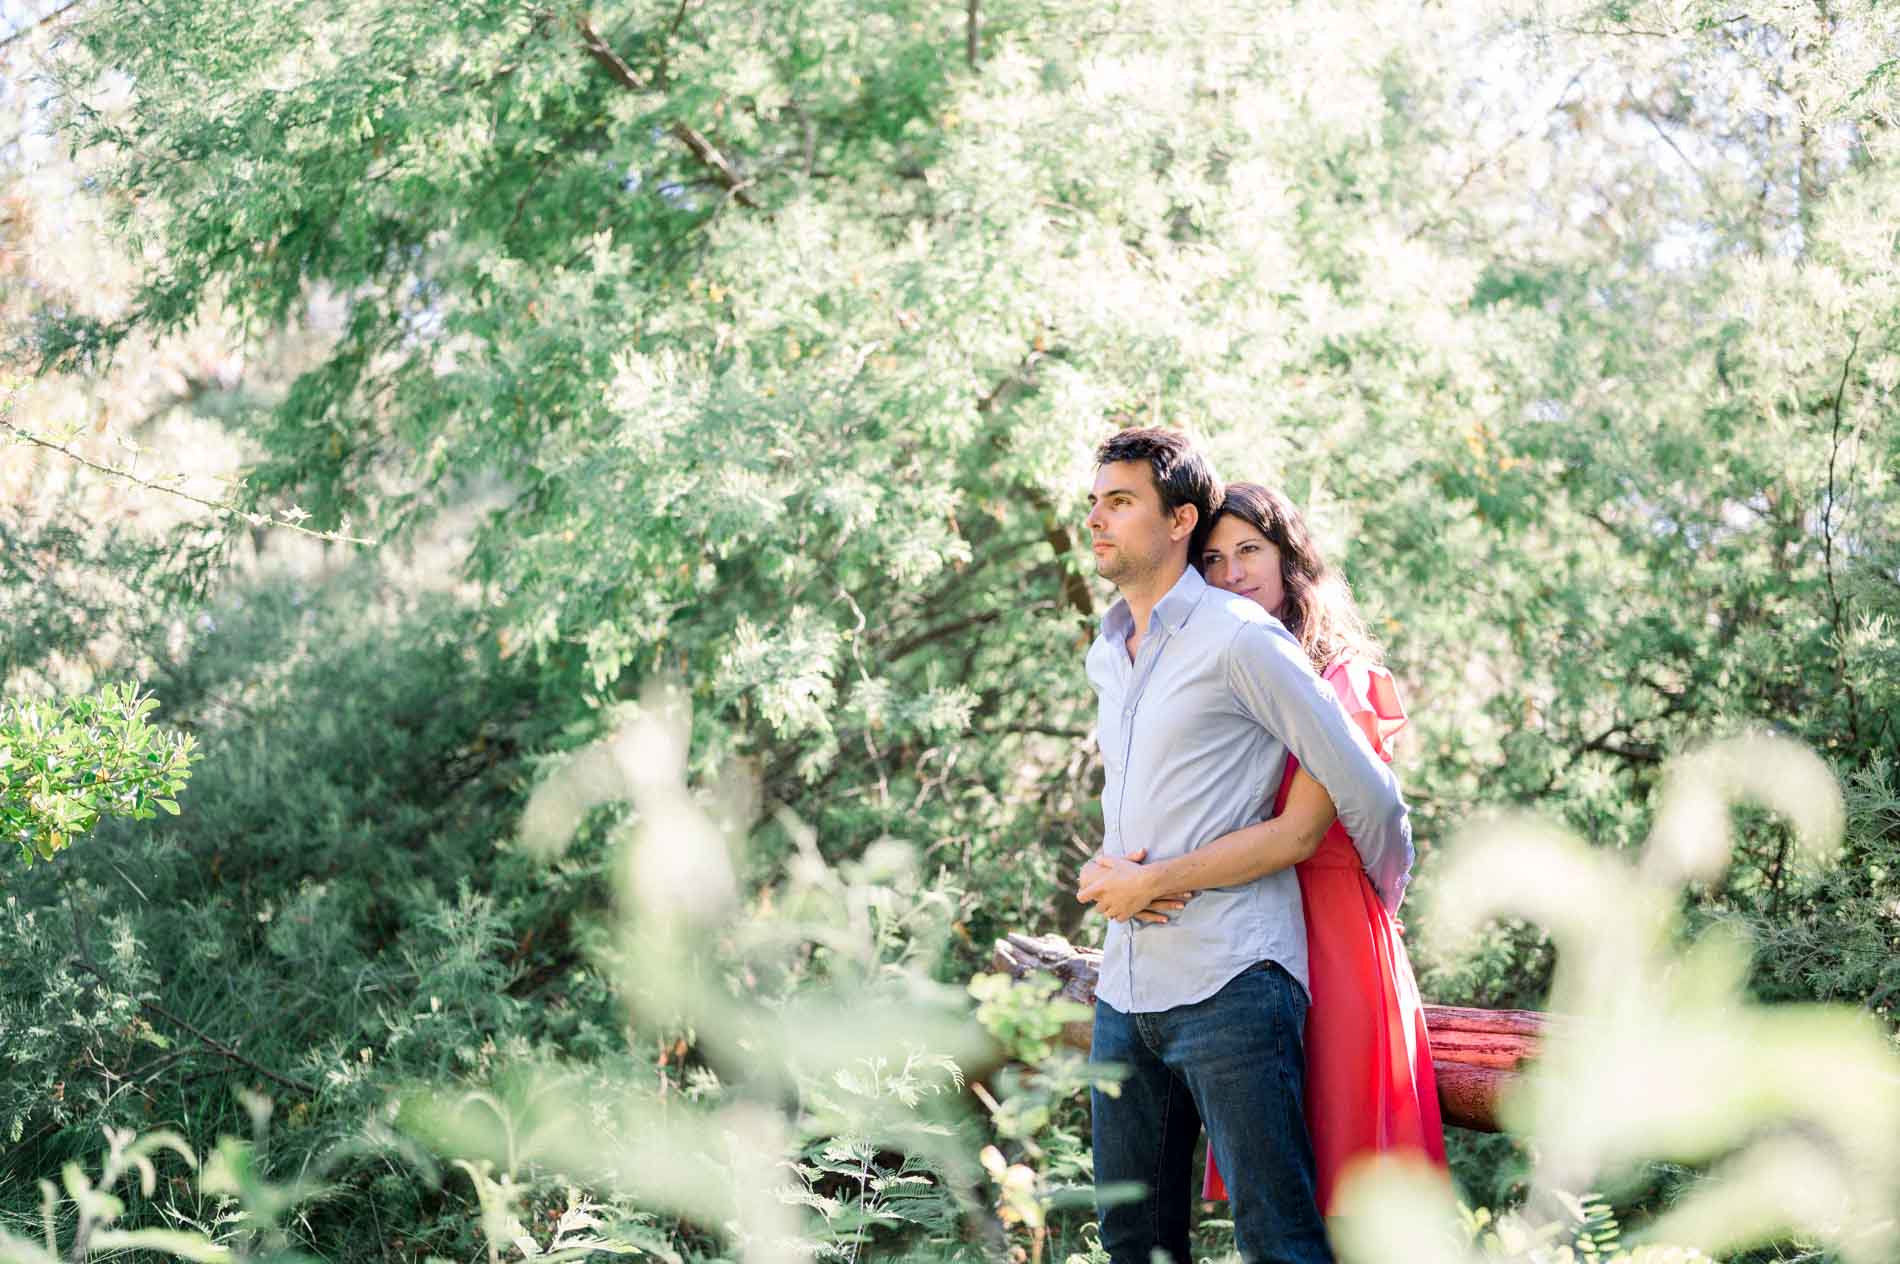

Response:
(1094, 426), (1222, 527)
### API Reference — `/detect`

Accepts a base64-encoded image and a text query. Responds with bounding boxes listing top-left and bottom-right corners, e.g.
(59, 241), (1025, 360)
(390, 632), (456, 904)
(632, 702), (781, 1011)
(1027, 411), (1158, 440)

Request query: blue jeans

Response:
(1090, 961), (1332, 1264)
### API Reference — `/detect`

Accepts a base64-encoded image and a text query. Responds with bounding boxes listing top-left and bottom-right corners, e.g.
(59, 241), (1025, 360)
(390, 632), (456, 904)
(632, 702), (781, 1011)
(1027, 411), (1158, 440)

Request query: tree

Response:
(13, 0), (1900, 1244)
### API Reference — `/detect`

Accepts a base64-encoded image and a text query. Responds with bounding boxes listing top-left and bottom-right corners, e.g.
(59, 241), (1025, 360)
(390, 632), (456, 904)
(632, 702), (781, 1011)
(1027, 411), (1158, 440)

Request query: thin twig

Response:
(1407, 64), (1591, 242)
(1819, 330), (1863, 745)
(0, 0), (91, 55)
(1627, 89), (1713, 192)
(65, 895), (318, 1097)
(1554, 14), (1747, 40)
(0, 415), (375, 545)
(73, 960), (319, 1096)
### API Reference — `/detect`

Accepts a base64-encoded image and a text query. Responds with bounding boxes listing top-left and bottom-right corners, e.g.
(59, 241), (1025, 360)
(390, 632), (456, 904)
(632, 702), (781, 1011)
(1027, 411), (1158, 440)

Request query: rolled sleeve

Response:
(1224, 622), (1415, 912)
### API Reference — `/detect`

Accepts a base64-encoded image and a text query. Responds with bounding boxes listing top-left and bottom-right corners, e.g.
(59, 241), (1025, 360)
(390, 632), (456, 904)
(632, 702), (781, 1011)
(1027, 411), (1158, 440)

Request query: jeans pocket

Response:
(1243, 960), (1306, 1062)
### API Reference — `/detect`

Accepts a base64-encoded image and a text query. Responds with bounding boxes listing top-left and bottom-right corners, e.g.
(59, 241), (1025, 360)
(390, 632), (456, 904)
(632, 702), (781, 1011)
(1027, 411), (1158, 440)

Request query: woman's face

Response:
(1201, 514), (1287, 617)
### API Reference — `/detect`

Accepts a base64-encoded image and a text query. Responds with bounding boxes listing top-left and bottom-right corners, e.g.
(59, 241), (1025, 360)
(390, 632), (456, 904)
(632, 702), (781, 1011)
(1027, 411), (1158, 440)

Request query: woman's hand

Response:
(1078, 849), (1195, 923)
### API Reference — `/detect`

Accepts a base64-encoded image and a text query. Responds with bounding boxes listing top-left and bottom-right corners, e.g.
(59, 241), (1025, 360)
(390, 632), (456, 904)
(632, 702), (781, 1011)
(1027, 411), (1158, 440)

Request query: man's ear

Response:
(1170, 502), (1199, 542)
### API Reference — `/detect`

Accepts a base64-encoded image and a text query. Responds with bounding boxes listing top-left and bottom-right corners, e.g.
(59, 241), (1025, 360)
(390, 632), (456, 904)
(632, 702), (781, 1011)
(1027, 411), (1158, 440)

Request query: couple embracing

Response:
(1073, 428), (1445, 1263)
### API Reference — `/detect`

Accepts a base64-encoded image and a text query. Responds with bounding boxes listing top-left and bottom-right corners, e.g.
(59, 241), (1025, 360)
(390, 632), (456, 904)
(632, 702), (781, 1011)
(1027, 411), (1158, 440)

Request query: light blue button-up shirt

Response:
(1086, 565), (1413, 1013)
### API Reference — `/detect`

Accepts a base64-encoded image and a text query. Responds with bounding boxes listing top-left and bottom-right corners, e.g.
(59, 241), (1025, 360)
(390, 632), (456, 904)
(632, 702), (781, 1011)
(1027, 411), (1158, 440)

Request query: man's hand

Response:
(1077, 848), (1193, 923)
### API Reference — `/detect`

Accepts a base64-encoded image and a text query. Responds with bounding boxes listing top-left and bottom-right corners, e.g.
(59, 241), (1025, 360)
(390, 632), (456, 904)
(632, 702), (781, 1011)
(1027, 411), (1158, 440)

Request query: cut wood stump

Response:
(991, 932), (1545, 1134)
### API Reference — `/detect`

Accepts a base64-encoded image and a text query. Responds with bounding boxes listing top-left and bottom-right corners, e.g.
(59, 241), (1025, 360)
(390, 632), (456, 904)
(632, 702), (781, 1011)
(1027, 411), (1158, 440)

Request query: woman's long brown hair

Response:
(1196, 482), (1383, 672)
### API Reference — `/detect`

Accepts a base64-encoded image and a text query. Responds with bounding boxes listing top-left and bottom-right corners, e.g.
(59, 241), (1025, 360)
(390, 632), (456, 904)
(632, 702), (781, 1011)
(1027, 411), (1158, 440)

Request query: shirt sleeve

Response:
(1224, 621), (1415, 912)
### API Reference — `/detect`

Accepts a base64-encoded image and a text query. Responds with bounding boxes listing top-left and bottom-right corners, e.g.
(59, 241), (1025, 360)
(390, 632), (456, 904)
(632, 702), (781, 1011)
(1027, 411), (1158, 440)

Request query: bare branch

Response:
(987, 723), (1090, 741)
(1408, 64), (1592, 242)
(0, 0), (91, 56)
(1626, 88), (1714, 193)
(74, 961), (319, 1096)
(576, 15), (761, 209)
(668, 121), (760, 208)
(0, 413), (375, 546)
(1820, 330), (1864, 743)
(1578, 731), (1662, 764)
(884, 609), (1003, 661)
(67, 896), (319, 1098)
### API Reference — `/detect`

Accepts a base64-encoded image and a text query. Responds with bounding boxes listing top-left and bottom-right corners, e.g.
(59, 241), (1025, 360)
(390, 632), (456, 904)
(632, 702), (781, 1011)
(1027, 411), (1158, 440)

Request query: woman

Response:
(1195, 482), (1446, 1212)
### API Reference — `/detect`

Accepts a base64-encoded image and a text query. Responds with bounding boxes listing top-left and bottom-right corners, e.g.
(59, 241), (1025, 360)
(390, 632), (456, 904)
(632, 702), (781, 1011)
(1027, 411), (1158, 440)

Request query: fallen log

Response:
(991, 932), (1545, 1133)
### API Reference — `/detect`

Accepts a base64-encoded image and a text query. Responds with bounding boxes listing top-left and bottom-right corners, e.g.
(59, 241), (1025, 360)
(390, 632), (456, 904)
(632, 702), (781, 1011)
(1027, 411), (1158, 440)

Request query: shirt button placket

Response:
(1122, 698), (1137, 1008)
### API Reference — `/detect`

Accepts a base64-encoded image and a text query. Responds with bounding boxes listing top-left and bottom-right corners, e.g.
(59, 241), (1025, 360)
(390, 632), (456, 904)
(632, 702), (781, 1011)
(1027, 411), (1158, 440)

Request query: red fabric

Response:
(1202, 659), (1447, 1211)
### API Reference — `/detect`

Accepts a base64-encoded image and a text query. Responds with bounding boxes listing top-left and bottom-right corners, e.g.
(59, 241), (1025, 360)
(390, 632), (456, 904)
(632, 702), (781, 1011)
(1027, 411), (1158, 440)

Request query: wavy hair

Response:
(1197, 482), (1382, 672)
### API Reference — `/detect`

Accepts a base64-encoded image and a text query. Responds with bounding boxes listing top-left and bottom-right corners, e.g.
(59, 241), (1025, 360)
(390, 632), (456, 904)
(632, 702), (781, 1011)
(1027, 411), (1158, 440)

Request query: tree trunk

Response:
(990, 932), (1545, 1133)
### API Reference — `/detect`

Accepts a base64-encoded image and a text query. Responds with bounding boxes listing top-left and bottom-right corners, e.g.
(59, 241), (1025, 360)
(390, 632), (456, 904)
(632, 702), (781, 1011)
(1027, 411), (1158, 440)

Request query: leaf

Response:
(89, 1228), (234, 1261)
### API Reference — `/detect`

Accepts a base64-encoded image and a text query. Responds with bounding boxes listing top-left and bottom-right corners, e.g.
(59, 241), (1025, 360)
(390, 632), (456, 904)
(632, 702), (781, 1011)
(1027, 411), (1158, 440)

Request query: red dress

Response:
(1203, 659), (1447, 1212)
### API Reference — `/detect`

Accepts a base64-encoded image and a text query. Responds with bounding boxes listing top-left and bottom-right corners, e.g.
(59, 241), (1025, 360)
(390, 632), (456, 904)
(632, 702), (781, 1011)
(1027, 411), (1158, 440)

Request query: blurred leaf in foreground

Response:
(1336, 733), (1899, 1263)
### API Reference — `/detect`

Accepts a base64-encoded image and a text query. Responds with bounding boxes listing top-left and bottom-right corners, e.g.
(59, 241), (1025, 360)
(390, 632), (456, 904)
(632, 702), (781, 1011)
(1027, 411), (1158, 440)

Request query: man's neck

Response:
(1118, 558), (1189, 643)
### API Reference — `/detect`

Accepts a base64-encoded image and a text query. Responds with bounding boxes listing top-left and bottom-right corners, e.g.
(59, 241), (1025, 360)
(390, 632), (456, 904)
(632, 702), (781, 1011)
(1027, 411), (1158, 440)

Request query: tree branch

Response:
(1625, 89), (1714, 193)
(125, 982), (319, 1097)
(986, 722), (1090, 741)
(1820, 330), (1863, 744)
(575, 15), (761, 209)
(1578, 730), (1662, 764)
(667, 121), (761, 209)
(883, 609), (1002, 661)
(976, 346), (1094, 619)
(0, 0), (91, 55)
(66, 901), (317, 1099)
(0, 414), (375, 545)
(1407, 64), (1591, 242)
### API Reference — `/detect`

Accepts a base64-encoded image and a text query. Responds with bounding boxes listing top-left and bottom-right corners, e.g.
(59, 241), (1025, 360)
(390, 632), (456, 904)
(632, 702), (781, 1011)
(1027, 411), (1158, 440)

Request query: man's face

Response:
(1085, 460), (1192, 587)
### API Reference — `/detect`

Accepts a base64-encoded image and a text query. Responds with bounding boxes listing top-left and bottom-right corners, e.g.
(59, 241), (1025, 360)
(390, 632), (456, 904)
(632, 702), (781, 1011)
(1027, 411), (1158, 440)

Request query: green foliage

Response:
(0, 1116), (335, 1264)
(4, 0), (1900, 1259)
(409, 691), (988, 1262)
(35, 0), (1900, 1037)
(1337, 734), (1900, 1264)
(0, 511), (169, 690)
(1452, 1192), (1709, 1264)
(965, 971), (1108, 1254)
(0, 683), (195, 866)
(0, 559), (567, 1254)
(967, 973), (1089, 1067)
(0, 893), (160, 1146)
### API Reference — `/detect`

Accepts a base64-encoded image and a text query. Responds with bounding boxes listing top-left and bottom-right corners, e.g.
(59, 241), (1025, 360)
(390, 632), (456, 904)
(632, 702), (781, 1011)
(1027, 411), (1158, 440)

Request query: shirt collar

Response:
(1154, 564), (1209, 632)
(1101, 564), (1208, 643)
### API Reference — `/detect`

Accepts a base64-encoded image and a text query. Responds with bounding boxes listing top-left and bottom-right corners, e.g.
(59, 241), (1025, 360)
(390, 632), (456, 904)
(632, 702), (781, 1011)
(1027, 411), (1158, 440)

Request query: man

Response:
(1076, 428), (1412, 1264)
